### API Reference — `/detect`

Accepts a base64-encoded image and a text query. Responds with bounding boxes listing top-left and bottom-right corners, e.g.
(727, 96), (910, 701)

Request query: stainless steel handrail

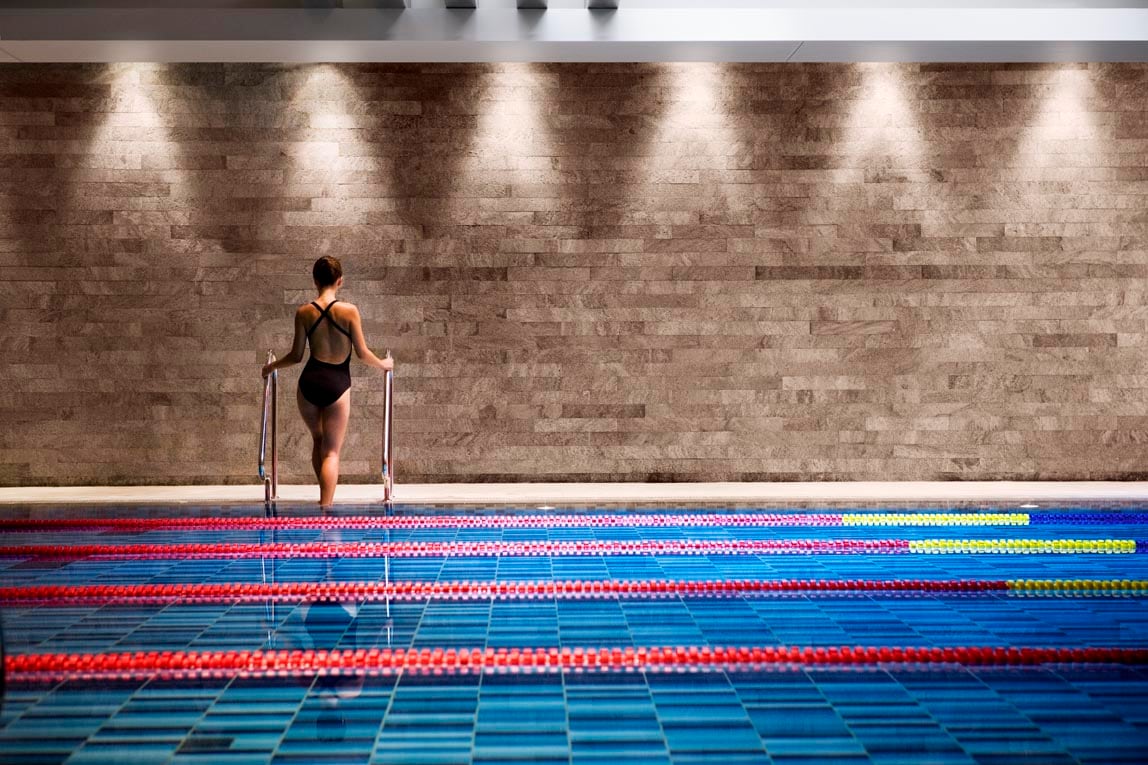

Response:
(259, 349), (278, 504)
(381, 350), (394, 505)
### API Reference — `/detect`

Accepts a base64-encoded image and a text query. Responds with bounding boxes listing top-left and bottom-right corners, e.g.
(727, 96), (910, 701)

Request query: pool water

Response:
(2, 504), (1148, 764)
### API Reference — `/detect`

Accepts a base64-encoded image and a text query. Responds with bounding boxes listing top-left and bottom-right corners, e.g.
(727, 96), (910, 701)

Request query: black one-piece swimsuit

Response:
(298, 300), (353, 409)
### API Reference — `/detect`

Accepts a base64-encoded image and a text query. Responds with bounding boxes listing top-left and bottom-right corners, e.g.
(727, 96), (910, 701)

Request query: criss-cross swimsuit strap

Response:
(307, 300), (352, 338)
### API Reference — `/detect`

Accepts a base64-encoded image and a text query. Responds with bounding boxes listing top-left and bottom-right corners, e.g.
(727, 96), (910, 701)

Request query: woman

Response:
(261, 256), (394, 508)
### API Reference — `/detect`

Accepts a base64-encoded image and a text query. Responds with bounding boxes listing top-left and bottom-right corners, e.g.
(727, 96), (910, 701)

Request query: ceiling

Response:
(0, 2), (1145, 62)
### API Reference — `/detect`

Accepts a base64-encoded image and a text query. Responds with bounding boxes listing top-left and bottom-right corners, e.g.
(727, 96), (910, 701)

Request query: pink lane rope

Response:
(0, 578), (1006, 604)
(8, 645), (1147, 682)
(0, 539), (910, 560)
(0, 513), (843, 531)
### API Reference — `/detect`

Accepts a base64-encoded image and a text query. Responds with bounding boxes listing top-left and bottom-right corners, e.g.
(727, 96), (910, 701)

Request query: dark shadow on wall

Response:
(151, 63), (319, 486)
(0, 63), (158, 486)
(528, 63), (674, 481)
(0, 62), (307, 486)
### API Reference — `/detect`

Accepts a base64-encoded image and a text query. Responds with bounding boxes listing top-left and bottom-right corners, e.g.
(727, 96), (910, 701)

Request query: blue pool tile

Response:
(762, 737), (868, 758)
(748, 705), (852, 739)
(661, 724), (767, 755)
(68, 745), (178, 765)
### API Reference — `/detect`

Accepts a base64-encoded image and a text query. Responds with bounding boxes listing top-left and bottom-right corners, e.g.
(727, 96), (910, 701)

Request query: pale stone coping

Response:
(1, 482), (1148, 505)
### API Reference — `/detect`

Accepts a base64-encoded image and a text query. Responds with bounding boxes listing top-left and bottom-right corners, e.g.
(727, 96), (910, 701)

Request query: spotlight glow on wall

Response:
(296, 65), (356, 182)
(841, 63), (926, 177)
(1013, 66), (1097, 171)
(463, 63), (558, 222)
(90, 64), (179, 175)
(648, 63), (748, 215)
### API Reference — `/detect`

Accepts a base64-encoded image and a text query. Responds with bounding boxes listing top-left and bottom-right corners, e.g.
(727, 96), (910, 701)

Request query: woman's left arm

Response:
(348, 305), (394, 371)
(261, 307), (308, 377)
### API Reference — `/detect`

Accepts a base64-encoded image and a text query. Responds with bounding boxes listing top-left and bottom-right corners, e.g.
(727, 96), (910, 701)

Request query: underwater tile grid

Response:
(1, 503), (1148, 764)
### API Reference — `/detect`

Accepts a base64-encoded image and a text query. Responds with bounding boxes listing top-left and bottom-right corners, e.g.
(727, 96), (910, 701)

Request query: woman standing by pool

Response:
(261, 256), (394, 508)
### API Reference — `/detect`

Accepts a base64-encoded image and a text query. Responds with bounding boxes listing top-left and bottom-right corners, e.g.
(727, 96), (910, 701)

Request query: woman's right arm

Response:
(348, 305), (394, 372)
(261, 307), (308, 377)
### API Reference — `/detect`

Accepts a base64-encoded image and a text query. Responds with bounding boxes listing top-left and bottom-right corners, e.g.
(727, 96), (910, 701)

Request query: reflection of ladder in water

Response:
(257, 351), (279, 646)
(261, 504), (277, 649)
(380, 353), (395, 612)
(0, 608), (6, 703)
(256, 353), (394, 645)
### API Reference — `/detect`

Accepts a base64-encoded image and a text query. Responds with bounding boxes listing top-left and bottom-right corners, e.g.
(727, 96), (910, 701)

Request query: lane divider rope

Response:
(0, 539), (1138, 560)
(9, 645), (1148, 682)
(1, 540), (907, 559)
(908, 539), (1138, 554)
(4, 579), (1145, 605)
(0, 512), (1041, 531)
(0, 514), (846, 530)
(0, 578), (1009, 604)
(7, 512), (1148, 533)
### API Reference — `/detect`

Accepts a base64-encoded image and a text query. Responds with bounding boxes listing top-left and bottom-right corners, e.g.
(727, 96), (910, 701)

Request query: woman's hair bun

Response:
(312, 256), (343, 288)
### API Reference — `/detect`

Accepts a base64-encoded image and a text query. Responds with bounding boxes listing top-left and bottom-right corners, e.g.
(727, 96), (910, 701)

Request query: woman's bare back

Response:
(304, 299), (354, 364)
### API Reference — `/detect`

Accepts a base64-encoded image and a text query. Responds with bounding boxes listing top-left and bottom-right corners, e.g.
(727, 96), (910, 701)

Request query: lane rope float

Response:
(8, 645), (1148, 682)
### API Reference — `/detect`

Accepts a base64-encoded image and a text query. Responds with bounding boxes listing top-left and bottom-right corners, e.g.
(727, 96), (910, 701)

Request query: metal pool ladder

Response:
(258, 349), (393, 508)
(381, 350), (395, 507)
(259, 349), (278, 505)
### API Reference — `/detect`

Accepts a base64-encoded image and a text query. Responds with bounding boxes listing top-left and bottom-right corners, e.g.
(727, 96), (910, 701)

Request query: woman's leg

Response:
(297, 388), (324, 481)
(317, 389), (351, 508)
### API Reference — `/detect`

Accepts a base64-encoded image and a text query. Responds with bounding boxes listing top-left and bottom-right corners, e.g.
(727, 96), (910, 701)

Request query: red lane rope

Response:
(0, 539), (910, 560)
(0, 513), (843, 531)
(0, 578), (1008, 605)
(9, 645), (1147, 682)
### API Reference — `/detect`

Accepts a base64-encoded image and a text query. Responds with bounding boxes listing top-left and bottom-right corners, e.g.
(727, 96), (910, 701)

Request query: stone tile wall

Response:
(1, 62), (1146, 485)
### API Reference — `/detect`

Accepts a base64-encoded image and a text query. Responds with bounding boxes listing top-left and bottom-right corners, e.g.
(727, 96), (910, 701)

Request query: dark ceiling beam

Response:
(517, 1), (546, 8)
(587, 1), (617, 8)
(445, 0), (477, 7)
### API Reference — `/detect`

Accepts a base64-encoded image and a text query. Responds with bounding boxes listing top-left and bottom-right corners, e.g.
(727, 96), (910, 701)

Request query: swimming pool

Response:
(2, 503), (1148, 763)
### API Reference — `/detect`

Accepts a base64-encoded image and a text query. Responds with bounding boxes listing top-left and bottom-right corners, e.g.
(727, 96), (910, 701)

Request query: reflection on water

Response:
(275, 508), (392, 744)
(303, 599), (362, 742)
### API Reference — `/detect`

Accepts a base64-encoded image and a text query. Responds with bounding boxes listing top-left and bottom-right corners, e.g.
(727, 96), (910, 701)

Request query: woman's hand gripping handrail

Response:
(259, 349), (278, 504)
(381, 350), (394, 505)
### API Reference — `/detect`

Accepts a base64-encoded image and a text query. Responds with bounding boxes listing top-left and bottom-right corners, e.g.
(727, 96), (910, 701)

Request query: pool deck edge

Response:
(2, 481), (1148, 505)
